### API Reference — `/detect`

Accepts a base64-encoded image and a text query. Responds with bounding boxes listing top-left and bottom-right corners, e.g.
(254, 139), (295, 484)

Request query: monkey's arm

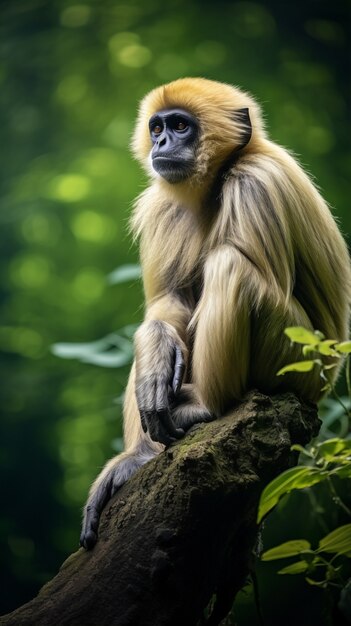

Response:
(133, 290), (209, 445)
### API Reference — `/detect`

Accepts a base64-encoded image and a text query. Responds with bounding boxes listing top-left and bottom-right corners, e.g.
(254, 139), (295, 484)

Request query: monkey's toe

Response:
(80, 503), (102, 550)
(80, 529), (98, 550)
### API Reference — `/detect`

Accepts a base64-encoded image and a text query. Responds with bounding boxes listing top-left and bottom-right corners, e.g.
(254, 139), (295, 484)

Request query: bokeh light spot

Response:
(73, 268), (105, 303)
(71, 210), (116, 243)
(56, 75), (88, 104)
(10, 255), (51, 289)
(103, 119), (132, 149)
(0, 326), (44, 358)
(60, 5), (92, 28)
(155, 54), (189, 80)
(304, 127), (335, 154)
(78, 148), (118, 177)
(46, 174), (91, 202)
(108, 32), (140, 55)
(230, 2), (275, 38)
(8, 536), (35, 558)
(117, 45), (152, 68)
(21, 214), (62, 245)
(305, 20), (344, 45)
(195, 41), (227, 67)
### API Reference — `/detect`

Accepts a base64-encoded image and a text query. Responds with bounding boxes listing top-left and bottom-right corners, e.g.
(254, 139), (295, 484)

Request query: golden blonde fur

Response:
(80, 78), (351, 548)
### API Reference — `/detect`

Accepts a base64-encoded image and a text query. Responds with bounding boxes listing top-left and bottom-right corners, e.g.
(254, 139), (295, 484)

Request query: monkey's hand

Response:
(134, 320), (188, 446)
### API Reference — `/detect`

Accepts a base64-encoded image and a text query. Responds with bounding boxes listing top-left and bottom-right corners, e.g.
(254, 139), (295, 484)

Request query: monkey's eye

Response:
(174, 120), (188, 132)
(152, 124), (163, 135)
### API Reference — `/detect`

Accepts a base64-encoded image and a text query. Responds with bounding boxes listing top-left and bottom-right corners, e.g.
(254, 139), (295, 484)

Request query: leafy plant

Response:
(277, 326), (351, 415)
(107, 264), (141, 285)
(258, 326), (351, 621)
(261, 524), (351, 588)
(258, 437), (351, 523)
(52, 325), (136, 368)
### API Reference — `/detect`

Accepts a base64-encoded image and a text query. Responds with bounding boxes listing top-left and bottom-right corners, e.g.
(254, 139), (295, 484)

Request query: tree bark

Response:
(0, 391), (320, 626)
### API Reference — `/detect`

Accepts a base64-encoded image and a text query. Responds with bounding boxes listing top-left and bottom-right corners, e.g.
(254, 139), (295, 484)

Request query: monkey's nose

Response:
(156, 135), (167, 147)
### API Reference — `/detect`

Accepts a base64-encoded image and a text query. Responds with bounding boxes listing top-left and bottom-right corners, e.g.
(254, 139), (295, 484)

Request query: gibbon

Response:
(80, 77), (351, 549)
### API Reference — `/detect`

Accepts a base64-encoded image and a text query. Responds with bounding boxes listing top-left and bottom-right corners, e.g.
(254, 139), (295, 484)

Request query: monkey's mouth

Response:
(152, 156), (194, 184)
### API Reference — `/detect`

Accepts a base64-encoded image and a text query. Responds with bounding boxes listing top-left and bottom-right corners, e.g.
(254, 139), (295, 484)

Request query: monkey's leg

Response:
(191, 246), (251, 416)
(170, 384), (215, 429)
(80, 364), (163, 550)
(191, 245), (322, 410)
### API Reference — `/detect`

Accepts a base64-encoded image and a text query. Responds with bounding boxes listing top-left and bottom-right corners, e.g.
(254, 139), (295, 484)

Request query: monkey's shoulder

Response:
(220, 147), (329, 227)
(224, 150), (300, 193)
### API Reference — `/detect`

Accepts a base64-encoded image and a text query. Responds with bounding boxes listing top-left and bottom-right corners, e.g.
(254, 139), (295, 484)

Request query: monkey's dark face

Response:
(149, 108), (198, 184)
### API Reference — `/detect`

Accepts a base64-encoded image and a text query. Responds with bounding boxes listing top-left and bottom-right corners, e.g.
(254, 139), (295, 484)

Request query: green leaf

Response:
(306, 577), (328, 588)
(111, 437), (124, 452)
(290, 444), (314, 458)
(302, 345), (315, 356)
(52, 339), (108, 359)
(107, 264), (141, 284)
(317, 438), (351, 457)
(317, 438), (351, 465)
(257, 467), (325, 523)
(318, 524), (351, 555)
(277, 360), (317, 376)
(317, 340), (338, 356)
(278, 560), (310, 575)
(335, 341), (351, 354)
(261, 540), (311, 561)
(284, 327), (320, 345)
(79, 350), (131, 368)
(51, 330), (134, 368)
(332, 465), (351, 478)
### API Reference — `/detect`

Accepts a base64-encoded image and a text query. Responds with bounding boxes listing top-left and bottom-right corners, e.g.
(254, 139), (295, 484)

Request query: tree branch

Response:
(0, 391), (320, 626)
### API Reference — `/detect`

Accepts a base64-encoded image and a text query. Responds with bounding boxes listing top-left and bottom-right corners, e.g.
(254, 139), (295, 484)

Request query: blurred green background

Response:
(0, 0), (350, 623)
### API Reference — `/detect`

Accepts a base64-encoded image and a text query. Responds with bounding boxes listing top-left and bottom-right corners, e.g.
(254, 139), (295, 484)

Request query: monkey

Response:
(80, 77), (351, 549)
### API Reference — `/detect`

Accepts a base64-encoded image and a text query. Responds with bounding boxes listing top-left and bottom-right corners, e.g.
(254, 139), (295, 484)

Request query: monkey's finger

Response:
(143, 410), (174, 446)
(159, 409), (184, 439)
(157, 408), (184, 440)
(156, 380), (185, 438)
(172, 345), (185, 394)
(147, 411), (176, 446)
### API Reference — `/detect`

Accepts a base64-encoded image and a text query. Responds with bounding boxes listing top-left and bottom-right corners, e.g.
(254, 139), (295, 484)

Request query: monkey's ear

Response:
(233, 107), (252, 149)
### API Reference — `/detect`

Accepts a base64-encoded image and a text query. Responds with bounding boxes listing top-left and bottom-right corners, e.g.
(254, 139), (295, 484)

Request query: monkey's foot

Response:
(170, 387), (215, 430)
(80, 467), (115, 550)
(80, 505), (100, 550)
(80, 443), (160, 549)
